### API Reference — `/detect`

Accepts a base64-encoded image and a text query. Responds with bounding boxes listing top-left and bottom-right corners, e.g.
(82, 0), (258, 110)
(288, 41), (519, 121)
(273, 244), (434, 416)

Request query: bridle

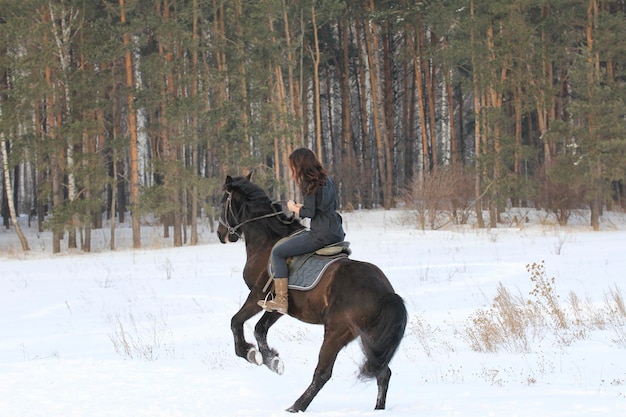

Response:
(218, 190), (291, 239)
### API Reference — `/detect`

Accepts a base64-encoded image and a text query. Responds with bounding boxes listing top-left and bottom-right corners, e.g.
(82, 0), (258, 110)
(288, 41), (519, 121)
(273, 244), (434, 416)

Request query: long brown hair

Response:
(288, 148), (327, 195)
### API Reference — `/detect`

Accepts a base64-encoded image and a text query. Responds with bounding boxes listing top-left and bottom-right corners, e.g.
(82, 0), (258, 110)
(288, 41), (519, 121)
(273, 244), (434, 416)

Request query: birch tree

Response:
(0, 112), (30, 250)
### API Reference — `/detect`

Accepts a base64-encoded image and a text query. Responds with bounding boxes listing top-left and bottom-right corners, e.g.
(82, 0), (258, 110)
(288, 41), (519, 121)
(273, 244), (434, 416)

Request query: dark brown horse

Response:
(216, 174), (407, 412)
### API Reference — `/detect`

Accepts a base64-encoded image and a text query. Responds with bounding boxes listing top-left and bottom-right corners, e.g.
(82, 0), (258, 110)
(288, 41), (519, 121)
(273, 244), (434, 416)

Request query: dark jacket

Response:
(298, 177), (345, 245)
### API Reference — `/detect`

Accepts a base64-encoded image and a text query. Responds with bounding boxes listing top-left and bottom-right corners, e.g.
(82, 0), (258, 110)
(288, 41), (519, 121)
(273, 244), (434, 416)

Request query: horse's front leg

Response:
(230, 291), (264, 365)
(254, 312), (284, 374)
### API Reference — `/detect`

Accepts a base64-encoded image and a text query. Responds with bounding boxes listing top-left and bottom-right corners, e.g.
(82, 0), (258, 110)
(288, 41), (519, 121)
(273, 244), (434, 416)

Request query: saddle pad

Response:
(288, 254), (347, 291)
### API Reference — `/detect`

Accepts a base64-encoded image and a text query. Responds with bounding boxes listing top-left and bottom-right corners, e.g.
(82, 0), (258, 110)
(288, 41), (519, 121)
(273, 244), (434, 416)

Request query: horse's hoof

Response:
(246, 347), (262, 365)
(285, 405), (301, 413)
(269, 356), (284, 375)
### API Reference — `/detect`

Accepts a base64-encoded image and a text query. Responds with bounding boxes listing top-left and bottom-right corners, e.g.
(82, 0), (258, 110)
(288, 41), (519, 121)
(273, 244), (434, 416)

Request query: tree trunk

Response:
(120, 0), (141, 248)
(40, 8), (64, 253)
(50, 3), (78, 249)
(470, 0), (484, 228)
(33, 109), (45, 233)
(486, 22), (506, 227)
(403, 19), (417, 184)
(110, 148), (118, 251)
(587, 0), (601, 231)
(267, 12), (288, 198)
(233, 0), (251, 159)
(81, 128), (92, 253)
(442, 38), (458, 166)
(424, 30), (438, 171)
(281, 0), (297, 197)
(355, 20), (371, 208)
(382, 27), (394, 182)
(338, 17), (355, 208)
(325, 64), (336, 167)
(413, 24), (430, 175)
(212, 0), (228, 179)
(311, 5), (323, 158)
(364, 0), (392, 209)
(189, 0), (199, 245)
(513, 84), (523, 206)
(533, 4), (556, 166)
(0, 132), (30, 251)
(158, 0), (183, 247)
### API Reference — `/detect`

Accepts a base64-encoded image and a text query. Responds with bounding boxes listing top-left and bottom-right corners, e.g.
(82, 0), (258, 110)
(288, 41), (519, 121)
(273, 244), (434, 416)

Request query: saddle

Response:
(264, 239), (351, 292)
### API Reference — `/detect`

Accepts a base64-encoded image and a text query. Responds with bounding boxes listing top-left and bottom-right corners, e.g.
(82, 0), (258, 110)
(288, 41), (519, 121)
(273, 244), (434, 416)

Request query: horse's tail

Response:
(359, 293), (407, 379)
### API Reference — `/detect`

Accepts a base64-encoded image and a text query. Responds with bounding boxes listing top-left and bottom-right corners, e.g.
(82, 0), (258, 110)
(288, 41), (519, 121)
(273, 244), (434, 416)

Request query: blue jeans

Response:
(271, 231), (323, 278)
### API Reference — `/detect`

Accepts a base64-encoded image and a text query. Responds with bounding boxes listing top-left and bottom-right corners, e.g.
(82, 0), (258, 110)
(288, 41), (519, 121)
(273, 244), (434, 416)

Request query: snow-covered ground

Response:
(1, 209), (626, 416)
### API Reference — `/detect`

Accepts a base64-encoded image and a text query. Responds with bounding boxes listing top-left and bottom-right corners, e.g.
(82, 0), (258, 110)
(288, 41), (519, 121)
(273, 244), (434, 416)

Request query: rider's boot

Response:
(258, 278), (289, 314)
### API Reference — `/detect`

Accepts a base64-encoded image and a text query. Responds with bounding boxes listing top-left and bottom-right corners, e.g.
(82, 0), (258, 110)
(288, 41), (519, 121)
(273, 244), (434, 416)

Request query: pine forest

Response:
(1, 0), (626, 253)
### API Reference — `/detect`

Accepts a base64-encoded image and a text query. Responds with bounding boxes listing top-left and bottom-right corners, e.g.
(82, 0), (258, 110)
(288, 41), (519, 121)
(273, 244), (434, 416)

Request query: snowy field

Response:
(1, 208), (626, 417)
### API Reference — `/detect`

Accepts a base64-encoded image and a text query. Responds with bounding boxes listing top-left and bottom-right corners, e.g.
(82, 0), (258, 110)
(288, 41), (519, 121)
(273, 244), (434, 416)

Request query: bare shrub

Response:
(403, 165), (474, 230)
(536, 161), (586, 226)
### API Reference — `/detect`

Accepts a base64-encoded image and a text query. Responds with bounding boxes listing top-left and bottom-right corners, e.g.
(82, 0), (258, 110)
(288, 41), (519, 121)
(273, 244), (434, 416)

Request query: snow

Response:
(1, 209), (626, 416)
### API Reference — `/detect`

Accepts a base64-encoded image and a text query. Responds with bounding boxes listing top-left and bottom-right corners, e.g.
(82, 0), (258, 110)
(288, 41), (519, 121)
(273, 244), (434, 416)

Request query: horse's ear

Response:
(226, 175), (233, 185)
(246, 171), (254, 181)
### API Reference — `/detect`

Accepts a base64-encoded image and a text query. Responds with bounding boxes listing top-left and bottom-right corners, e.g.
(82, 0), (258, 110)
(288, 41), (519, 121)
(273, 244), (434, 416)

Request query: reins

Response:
(219, 191), (293, 239)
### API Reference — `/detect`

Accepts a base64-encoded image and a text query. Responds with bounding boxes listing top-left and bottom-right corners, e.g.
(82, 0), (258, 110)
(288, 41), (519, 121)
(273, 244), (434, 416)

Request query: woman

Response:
(258, 148), (345, 314)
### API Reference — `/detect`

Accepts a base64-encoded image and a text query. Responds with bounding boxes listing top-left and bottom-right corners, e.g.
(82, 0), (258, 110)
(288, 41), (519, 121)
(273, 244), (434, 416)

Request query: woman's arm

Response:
(289, 192), (316, 218)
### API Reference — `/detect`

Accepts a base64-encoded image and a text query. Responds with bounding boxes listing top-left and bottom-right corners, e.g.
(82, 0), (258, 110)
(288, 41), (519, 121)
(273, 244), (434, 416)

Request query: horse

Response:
(216, 173), (407, 412)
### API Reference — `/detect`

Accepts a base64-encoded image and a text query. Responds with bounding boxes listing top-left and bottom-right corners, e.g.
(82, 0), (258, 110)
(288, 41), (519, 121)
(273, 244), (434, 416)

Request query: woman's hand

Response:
(287, 200), (301, 216)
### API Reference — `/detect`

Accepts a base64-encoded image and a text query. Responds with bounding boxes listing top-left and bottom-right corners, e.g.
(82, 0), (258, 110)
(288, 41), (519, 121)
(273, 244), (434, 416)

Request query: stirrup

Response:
(258, 292), (274, 312)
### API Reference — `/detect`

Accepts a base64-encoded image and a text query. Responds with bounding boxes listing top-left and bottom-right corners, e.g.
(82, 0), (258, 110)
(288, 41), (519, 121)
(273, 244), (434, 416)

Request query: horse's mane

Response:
(229, 176), (273, 208)
(228, 176), (304, 238)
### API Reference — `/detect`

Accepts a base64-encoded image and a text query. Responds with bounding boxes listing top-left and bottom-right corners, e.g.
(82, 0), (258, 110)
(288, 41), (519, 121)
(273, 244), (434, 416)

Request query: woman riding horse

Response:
(258, 148), (345, 314)
(217, 172), (407, 412)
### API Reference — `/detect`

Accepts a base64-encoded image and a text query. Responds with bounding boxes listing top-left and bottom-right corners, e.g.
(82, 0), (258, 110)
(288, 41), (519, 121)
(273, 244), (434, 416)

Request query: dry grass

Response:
(0, 242), (26, 259)
(463, 283), (539, 353)
(107, 309), (174, 361)
(527, 261), (568, 330)
(605, 285), (626, 348)
(463, 260), (626, 353)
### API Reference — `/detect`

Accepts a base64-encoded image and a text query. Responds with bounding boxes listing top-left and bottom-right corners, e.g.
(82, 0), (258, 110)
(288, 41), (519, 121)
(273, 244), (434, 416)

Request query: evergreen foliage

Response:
(0, 0), (625, 251)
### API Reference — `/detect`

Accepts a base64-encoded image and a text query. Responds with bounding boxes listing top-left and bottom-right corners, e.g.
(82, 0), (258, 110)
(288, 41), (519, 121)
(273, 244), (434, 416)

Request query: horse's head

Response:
(216, 173), (251, 243)
(217, 172), (303, 244)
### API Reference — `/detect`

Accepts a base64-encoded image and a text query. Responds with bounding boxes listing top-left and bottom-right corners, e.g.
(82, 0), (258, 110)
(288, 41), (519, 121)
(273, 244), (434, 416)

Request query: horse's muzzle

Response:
(217, 226), (228, 243)
(217, 225), (238, 243)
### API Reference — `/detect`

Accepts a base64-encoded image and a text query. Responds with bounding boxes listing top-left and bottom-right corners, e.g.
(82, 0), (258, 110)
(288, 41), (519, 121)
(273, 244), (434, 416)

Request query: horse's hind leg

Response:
(287, 326), (355, 413)
(375, 366), (392, 409)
